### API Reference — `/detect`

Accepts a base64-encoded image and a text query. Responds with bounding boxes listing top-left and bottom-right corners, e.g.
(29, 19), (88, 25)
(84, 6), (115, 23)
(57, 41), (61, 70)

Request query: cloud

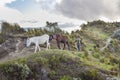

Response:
(0, 0), (43, 27)
(0, 5), (24, 22)
(59, 24), (81, 33)
(0, 0), (26, 23)
(58, 22), (78, 28)
(36, 0), (55, 10)
(6, 0), (62, 12)
(0, 0), (15, 6)
(35, 0), (62, 10)
(0, 0), (83, 29)
(6, 0), (38, 12)
(21, 20), (39, 23)
(55, 0), (120, 21)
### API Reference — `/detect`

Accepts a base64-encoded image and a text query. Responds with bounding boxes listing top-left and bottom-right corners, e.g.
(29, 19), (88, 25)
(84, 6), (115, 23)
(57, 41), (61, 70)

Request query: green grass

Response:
(0, 49), (119, 80)
(84, 58), (114, 70)
(0, 49), (115, 71)
(88, 27), (109, 39)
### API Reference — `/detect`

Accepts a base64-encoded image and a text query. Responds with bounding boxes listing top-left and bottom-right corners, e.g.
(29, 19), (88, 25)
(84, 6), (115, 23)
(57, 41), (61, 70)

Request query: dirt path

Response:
(0, 46), (47, 63)
(0, 39), (46, 63)
(0, 39), (69, 63)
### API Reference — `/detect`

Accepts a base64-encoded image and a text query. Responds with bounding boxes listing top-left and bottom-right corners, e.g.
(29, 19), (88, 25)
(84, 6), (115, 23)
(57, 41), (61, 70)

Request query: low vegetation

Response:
(0, 50), (116, 80)
(0, 20), (120, 80)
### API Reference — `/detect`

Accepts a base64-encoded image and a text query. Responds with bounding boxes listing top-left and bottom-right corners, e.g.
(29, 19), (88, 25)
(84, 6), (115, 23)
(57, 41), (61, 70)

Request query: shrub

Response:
(92, 53), (100, 59)
(80, 69), (102, 80)
(0, 34), (5, 44)
(1, 22), (25, 35)
(60, 75), (72, 80)
(112, 29), (120, 40)
(109, 54), (119, 65)
(0, 38), (5, 44)
(100, 57), (105, 63)
(2, 63), (31, 80)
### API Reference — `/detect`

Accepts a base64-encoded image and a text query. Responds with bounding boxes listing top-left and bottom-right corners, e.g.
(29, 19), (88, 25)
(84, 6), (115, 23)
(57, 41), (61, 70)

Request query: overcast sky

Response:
(0, 0), (120, 32)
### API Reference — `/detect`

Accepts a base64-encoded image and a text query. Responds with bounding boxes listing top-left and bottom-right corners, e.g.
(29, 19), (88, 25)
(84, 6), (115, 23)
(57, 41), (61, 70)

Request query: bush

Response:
(0, 34), (5, 44)
(109, 55), (119, 65)
(92, 53), (100, 59)
(100, 57), (105, 63)
(112, 29), (120, 39)
(0, 38), (5, 44)
(60, 75), (72, 80)
(1, 63), (31, 80)
(80, 69), (102, 80)
(1, 22), (25, 35)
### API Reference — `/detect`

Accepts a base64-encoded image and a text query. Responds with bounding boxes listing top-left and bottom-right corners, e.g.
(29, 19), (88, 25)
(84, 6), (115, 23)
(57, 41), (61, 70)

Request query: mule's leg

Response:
(57, 41), (61, 49)
(49, 43), (50, 49)
(63, 42), (66, 50)
(46, 41), (50, 49)
(47, 42), (50, 49)
(66, 42), (70, 50)
(34, 45), (38, 53)
(38, 45), (41, 51)
(46, 43), (48, 49)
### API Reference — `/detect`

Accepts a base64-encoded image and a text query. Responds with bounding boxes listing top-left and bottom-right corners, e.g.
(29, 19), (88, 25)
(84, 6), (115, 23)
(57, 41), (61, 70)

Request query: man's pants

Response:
(77, 44), (81, 51)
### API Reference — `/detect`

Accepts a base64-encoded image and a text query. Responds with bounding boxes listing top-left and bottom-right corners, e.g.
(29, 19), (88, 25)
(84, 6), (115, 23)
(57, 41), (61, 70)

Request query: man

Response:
(75, 35), (81, 51)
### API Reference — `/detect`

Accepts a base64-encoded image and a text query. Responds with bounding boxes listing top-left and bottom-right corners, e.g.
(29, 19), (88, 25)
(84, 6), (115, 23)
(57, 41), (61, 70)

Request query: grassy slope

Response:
(79, 21), (120, 52)
(0, 20), (120, 80)
(0, 49), (118, 80)
(71, 21), (120, 78)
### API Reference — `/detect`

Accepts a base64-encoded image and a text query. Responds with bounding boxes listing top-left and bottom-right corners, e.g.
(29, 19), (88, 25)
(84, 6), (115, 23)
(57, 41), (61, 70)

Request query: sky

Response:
(0, 0), (120, 32)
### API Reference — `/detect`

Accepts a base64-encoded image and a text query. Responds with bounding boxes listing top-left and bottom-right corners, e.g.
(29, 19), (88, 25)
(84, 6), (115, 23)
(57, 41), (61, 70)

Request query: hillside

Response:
(0, 20), (120, 80)
(70, 20), (120, 79)
(71, 20), (120, 55)
(0, 50), (119, 80)
(74, 20), (120, 51)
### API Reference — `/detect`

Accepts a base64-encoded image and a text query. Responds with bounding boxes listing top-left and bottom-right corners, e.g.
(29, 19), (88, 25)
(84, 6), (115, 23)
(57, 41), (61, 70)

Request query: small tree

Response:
(1, 22), (25, 35)
(1, 22), (11, 35)
(45, 21), (62, 33)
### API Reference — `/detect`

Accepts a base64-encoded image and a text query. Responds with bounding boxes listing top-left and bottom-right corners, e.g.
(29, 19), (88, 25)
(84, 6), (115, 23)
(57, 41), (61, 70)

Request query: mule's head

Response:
(49, 35), (54, 42)
(26, 38), (31, 47)
(49, 34), (57, 41)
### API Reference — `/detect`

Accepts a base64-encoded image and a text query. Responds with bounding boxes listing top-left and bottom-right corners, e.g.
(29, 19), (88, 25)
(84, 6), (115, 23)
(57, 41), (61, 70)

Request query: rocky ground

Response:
(0, 36), (36, 62)
(0, 36), (59, 62)
(0, 20), (120, 80)
(0, 37), (119, 80)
